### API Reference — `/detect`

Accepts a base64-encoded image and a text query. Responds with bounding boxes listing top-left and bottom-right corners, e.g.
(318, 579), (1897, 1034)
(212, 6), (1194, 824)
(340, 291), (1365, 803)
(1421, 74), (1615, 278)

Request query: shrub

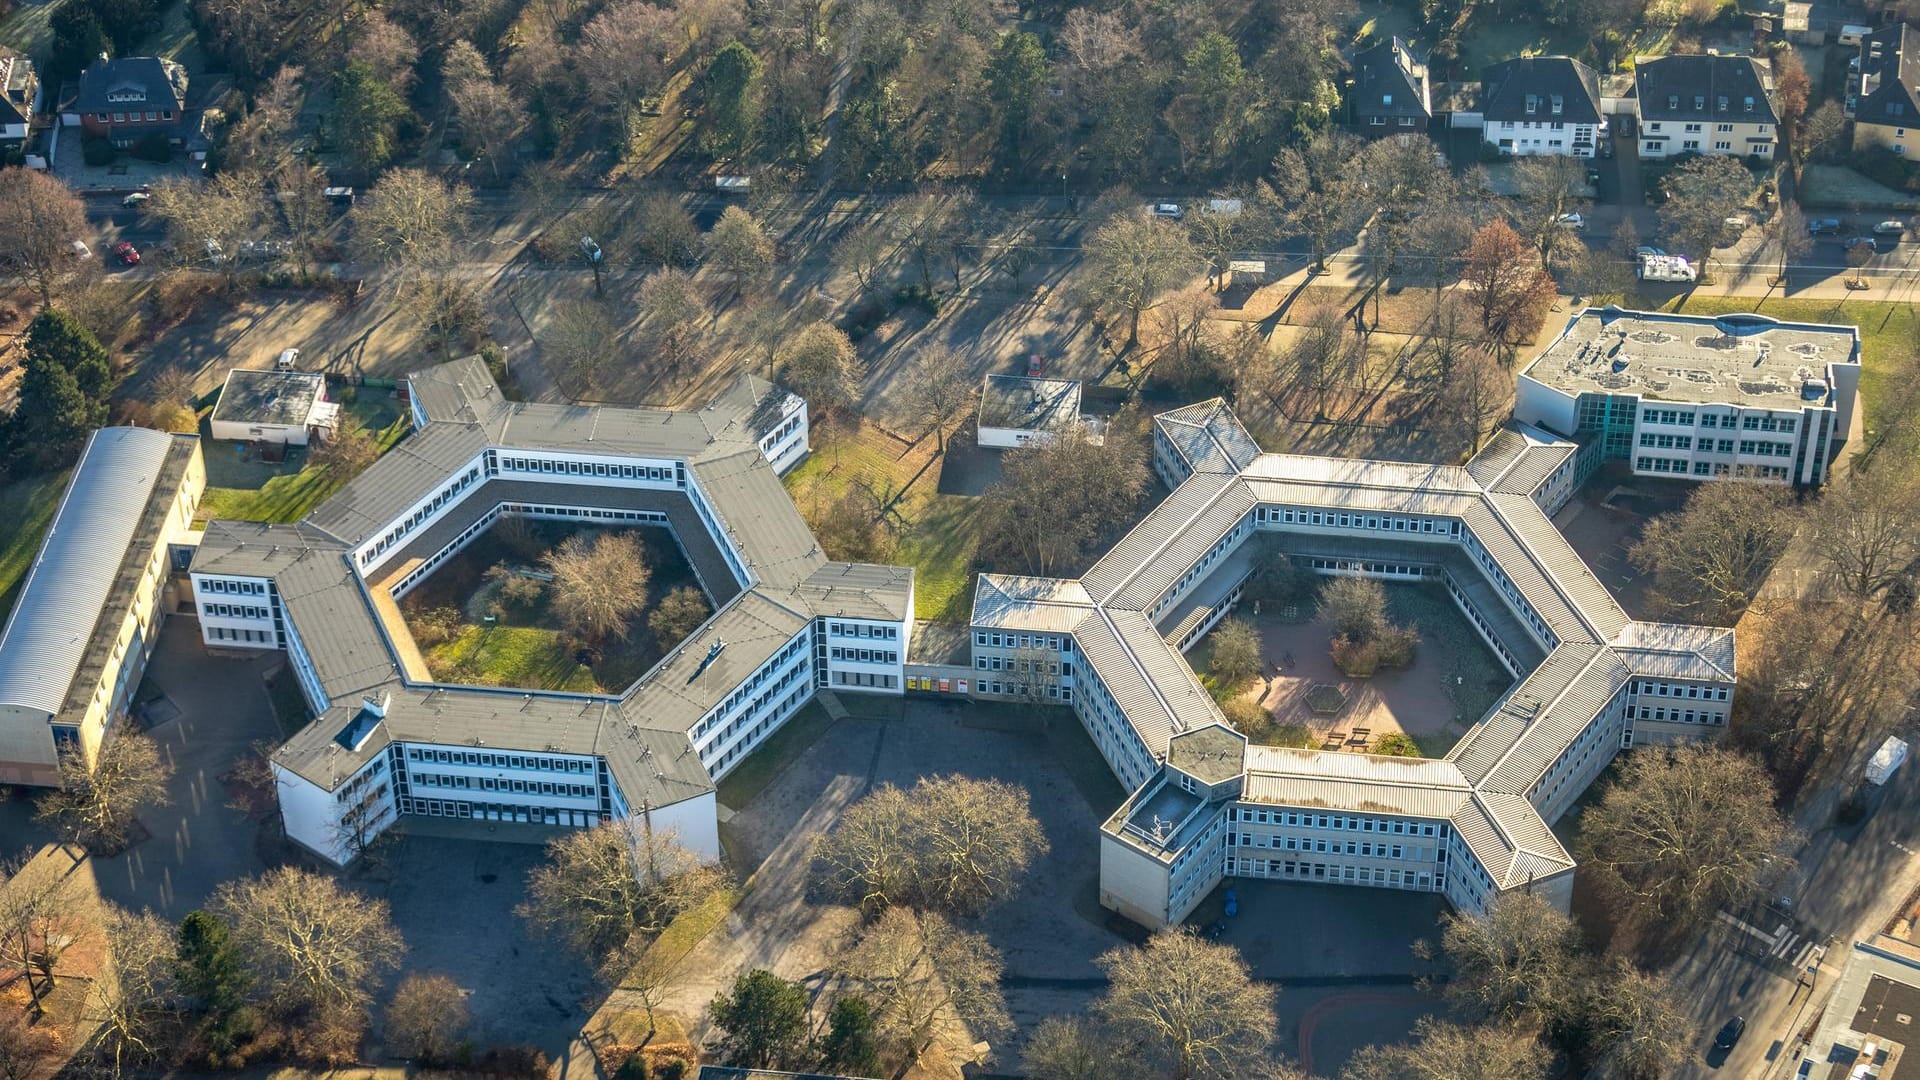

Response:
(1318, 576), (1388, 644)
(1371, 732), (1421, 757)
(477, 1045), (551, 1079)
(1219, 696), (1273, 739)
(1330, 633), (1379, 677)
(151, 276), (220, 327)
(1376, 624), (1420, 669)
(1851, 146), (1920, 193)
(409, 606), (466, 648)
(83, 138), (117, 166)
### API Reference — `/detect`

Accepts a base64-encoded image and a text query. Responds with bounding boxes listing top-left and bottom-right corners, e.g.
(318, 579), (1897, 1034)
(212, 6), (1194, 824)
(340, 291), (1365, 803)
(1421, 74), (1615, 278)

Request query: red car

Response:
(1026, 353), (1044, 377)
(113, 241), (140, 266)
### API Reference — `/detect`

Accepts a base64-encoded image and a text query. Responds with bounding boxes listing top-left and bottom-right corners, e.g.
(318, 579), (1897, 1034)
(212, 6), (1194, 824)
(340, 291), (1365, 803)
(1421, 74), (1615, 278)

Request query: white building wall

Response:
(820, 617), (907, 693)
(1639, 118), (1773, 158)
(757, 399), (810, 474)
(190, 573), (279, 649)
(1484, 119), (1598, 157)
(276, 762), (355, 865)
(1515, 374), (1579, 436)
(977, 425), (1062, 450)
(1099, 830), (1176, 928)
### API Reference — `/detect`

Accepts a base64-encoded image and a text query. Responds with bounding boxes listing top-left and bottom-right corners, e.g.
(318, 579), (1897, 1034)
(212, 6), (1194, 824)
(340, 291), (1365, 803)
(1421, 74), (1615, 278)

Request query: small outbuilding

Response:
(977, 374), (1084, 449)
(209, 369), (340, 446)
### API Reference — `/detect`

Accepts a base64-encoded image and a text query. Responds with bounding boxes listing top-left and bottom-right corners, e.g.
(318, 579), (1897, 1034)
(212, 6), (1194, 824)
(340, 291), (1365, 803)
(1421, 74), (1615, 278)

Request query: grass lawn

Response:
(0, 0), (70, 58)
(402, 521), (707, 693)
(195, 395), (408, 524)
(783, 420), (984, 623)
(0, 469), (72, 627)
(1657, 295), (1917, 441)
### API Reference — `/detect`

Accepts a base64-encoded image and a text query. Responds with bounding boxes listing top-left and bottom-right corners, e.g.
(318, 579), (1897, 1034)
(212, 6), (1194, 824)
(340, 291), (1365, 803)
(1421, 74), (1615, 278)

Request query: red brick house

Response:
(74, 55), (188, 148)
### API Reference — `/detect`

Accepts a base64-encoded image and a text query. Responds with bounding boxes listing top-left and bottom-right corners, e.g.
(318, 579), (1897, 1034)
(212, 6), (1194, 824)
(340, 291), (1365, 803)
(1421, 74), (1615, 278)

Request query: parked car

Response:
(238, 239), (289, 260)
(1152, 202), (1183, 219)
(1849, 236), (1881, 254)
(1586, 168), (1603, 187)
(1874, 219), (1907, 236)
(276, 348), (300, 371)
(1600, 140), (1614, 159)
(122, 190), (150, 207)
(1633, 246), (1666, 259)
(69, 240), (92, 259)
(1026, 353), (1044, 377)
(1555, 212), (1585, 230)
(323, 186), (355, 205)
(1807, 218), (1842, 235)
(112, 241), (140, 266)
(1714, 1016), (1747, 1051)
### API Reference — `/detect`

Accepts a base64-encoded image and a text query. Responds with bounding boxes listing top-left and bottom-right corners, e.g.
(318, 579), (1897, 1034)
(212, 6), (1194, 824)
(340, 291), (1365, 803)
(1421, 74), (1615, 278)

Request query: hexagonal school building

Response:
(188, 358), (912, 864)
(971, 397), (1743, 928)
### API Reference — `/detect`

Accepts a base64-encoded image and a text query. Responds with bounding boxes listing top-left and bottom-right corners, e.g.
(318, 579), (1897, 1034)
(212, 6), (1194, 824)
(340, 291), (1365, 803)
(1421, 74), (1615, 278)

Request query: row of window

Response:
(976, 679), (1071, 700)
(1739, 440), (1795, 458)
(1632, 680), (1731, 701)
(1642, 409), (1799, 433)
(829, 647), (898, 664)
(976, 654), (1066, 675)
(707, 683), (809, 773)
(1228, 859), (1436, 890)
(405, 746), (593, 772)
(208, 626), (273, 643)
(826, 622), (899, 639)
(398, 797), (602, 827)
(1257, 505), (1458, 537)
(830, 671), (899, 688)
(412, 772), (597, 797)
(1639, 433), (1692, 450)
(498, 456), (678, 483)
(695, 634), (810, 740)
(94, 110), (174, 123)
(1234, 808), (1442, 836)
(1234, 836), (1420, 860)
(973, 630), (1068, 652)
(204, 603), (269, 620)
(1628, 705), (1725, 725)
(199, 577), (265, 595)
(360, 464), (483, 565)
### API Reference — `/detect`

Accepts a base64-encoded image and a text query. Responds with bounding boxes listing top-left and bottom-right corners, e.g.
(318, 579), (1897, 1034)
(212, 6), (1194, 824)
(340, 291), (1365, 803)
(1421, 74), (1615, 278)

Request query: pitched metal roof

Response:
(0, 428), (183, 718)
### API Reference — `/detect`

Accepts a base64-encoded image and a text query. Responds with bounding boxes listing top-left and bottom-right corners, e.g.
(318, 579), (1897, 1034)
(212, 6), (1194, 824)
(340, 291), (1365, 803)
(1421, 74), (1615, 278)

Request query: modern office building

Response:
(0, 428), (205, 785)
(187, 357), (910, 865)
(971, 398), (1737, 928)
(1517, 307), (1861, 486)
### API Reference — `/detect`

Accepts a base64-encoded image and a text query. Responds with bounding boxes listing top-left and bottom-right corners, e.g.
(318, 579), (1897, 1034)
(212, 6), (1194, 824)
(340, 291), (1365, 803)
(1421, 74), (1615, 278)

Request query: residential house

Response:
(1477, 56), (1603, 157)
(1347, 37), (1432, 137)
(1634, 53), (1778, 159)
(73, 55), (190, 149)
(0, 49), (40, 147)
(208, 369), (342, 447)
(1851, 24), (1920, 154)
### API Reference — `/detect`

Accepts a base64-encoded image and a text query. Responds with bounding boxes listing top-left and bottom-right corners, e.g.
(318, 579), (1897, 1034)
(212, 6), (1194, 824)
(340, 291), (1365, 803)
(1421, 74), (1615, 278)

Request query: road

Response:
(1668, 755), (1920, 1078)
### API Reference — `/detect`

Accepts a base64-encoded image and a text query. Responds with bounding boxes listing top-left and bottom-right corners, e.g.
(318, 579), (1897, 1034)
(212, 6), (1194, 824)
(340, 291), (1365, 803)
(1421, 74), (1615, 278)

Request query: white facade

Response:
(1638, 117), (1774, 158)
(1484, 118), (1598, 157)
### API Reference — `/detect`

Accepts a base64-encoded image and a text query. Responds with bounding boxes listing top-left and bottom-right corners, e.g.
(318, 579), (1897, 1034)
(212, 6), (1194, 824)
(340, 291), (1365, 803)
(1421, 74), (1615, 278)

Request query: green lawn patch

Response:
(783, 421), (984, 623)
(426, 624), (601, 692)
(715, 701), (835, 811)
(646, 884), (742, 969)
(0, 0), (71, 57)
(0, 469), (71, 627)
(265, 666), (312, 737)
(195, 396), (408, 525)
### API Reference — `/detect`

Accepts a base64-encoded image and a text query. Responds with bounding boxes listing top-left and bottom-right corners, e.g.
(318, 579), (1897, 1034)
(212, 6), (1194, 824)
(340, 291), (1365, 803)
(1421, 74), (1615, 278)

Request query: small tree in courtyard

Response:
(36, 731), (173, 853)
(1208, 619), (1263, 688)
(543, 532), (652, 642)
(708, 969), (808, 1069)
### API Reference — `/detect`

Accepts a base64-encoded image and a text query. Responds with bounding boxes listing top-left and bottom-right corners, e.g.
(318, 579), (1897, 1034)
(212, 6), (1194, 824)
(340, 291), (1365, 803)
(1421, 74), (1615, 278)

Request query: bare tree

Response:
(1432, 343), (1513, 455)
(272, 161), (333, 274)
(838, 907), (1011, 1065)
(87, 905), (177, 1078)
(1188, 189), (1269, 288)
(36, 731), (173, 853)
(637, 268), (712, 382)
(648, 586), (710, 645)
(779, 322), (862, 412)
(1805, 465), (1920, 601)
(1582, 960), (1694, 1080)
(544, 532), (653, 641)
(633, 193), (701, 268)
(1022, 1015), (1116, 1080)
(814, 775), (1048, 917)
(447, 69), (529, 180)
(1341, 1018), (1549, 1080)
(832, 220), (892, 294)
(314, 411), (380, 477)
(0, 166), (90, 304)
(385, 973), (470, 1063)
(1152, 285), (1224, 391)
(223, 66), (307, 172)
(0, 1005), (58, 1080)
(1271, 130), (1366, 273)
(518, 821), (727, 960)
(544, 299), (624, 392)
(904, 342), (974, 452)
(147, 172), (266, 283)
(704, 206), (776, 299)
(1426, 892), (1580, 1025)
(998, 644), (1061, 710)
(1765, 201), (1811, 280)
(1658, 155), (1756, 266)
(575, 0), (677, 154)
(1082, 210), (1204, 349)
(1578, 745), (1794, 932)
(0, 850), (79, 1015)
(350, 170), (478, 350)
(1095, 930), (1277, 1080)
(1510, 154), (1586, 265)
(1317, 576), (1388, 643)
(1628, 480), (1799, 624)
(212, 866), (405, 1015)
(978, 422), (1149, 576)
(1208, 618), (1262, 687)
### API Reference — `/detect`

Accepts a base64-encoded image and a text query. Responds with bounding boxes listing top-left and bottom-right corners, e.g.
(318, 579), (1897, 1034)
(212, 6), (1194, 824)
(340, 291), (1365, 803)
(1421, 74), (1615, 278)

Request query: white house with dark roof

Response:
(187, 356), (900, 866)
(1851, 24), (1920, 154)
(972, 392), (1738, 929)
(209, 369), (341, 446)
(977, 374), (1085, 449)
(1476, 56), (1604, 157)
(1634, 53), (1778, 159)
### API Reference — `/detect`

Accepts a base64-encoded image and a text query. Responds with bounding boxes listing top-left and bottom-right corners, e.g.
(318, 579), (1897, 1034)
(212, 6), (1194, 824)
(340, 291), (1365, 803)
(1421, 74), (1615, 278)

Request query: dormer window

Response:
(1668, 94), (1680, 109)
(1694, 95), (1706, 109)
(1551, 94), (1564, 114)
(1744, 95), (1755, 111)
(1525, 93), (1539, 114)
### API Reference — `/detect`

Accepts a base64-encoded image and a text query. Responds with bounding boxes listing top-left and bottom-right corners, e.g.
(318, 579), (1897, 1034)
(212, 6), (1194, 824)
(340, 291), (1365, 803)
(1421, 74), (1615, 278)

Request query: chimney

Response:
(361, 691), (390, 719)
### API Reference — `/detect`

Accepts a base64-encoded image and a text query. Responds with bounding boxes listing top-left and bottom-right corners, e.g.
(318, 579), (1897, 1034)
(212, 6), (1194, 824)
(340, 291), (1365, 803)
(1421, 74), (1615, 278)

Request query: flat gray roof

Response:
(978, 375), (1081, 433)
(210, 369), (326, 428)
(0, 428), (191, 720)
(1526, 307), (1861, 409)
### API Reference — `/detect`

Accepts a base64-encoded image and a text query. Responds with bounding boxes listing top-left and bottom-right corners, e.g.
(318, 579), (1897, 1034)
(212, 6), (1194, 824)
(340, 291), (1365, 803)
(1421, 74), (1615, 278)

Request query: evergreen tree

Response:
(819, 995), (881, 1074)
(330, 61), (410, 173)
(175, 910), (251, 1054)
(985, 31), (1047, 167)
(701, 42), (762, 161)
(11, 310), (111, 462)
(709, 969), (808, 1069)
